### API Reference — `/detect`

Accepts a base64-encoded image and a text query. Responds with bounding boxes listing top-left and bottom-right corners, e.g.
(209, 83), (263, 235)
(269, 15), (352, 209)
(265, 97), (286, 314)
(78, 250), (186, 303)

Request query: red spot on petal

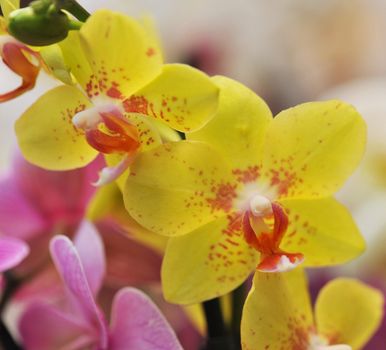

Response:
(146, 47), (156, 57)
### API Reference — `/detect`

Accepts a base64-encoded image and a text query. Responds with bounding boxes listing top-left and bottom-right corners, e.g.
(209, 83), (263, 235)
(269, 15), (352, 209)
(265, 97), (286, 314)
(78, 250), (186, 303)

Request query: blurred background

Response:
(2, 0), (386, 348)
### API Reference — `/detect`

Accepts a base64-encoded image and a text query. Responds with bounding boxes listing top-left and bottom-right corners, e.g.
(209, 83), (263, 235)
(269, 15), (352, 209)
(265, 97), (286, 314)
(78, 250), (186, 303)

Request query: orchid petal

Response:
(241, 269), (314, 350)
(0, 178), (46, 239)
(87, 182), (167, 253)
(49, 235), (108, 348)
(261, 100), (366, 198)
(315, 279), (384, 350)
(188, 75), (272, 169)
(73, 221), (106, 297)
(19, 302), (92, 350)
(109, 287), (182, 350)
(0, 0), (19, 19)
(279, 197), (365, 267)
(162, 216), (258, 304)
(126, 64), (219, 132)
(12, 151), (103, 229)
(0, 236), (29, 271)
(98, 222), (162, 286)
(124, 141), (236, 237)
(15, 85), (98, 170)
(78, 9), (162, 99)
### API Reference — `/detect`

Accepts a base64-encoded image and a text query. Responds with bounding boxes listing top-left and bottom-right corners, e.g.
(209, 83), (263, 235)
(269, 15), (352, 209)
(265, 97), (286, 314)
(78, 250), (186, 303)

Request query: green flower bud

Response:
(7, 1), (74, 46)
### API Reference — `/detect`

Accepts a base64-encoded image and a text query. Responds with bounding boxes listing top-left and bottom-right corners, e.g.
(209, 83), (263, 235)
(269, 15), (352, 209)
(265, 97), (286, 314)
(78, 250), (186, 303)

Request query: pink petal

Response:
(143, 288), (203, 350)
(13, 151), (104, 229)
(0, 237), (29, 272)
(0, 178), (46, 239)
(14, 265), (62, 302)
(109, 288), (183, 350)
(98, 221), (162, 287)
(49, 235), (108, 349)
(19, 302), (94, 350)
(74, 221), (106, 297)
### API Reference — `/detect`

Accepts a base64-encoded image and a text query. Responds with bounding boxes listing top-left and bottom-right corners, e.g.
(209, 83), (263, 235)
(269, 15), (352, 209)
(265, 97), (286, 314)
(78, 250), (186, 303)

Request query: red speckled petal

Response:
(260, 100), (366, 199)
(241, 269), (314, 350)
(78, 10), (162, 99)
(124, 64), (219, 132)
(15, 85), (98, 170)
(124, 141), (237, 237)
(315, 278), (384, 350)
(162, 215), (258, 304)
(279, 197), (365, 267)
(188, 75), (272, 170)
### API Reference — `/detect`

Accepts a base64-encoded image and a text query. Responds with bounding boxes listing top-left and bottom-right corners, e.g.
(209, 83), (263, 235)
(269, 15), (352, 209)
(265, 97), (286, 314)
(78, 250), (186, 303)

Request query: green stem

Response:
(58, 0), (90, 21)
(68, 19), (82, 30)
(231, 283), (246, 346)
(202, 298), (237, 350)
(203, 298), (227, 338)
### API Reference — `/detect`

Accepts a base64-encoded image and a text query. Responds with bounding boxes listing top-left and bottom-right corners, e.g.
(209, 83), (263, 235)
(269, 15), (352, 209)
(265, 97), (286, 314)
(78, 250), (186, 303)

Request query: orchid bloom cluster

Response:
(0, 0), (384, 349)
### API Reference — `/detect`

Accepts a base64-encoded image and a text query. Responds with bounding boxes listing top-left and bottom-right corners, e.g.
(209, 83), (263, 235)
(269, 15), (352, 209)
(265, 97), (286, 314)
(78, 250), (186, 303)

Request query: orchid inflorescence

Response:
(0, 0), (384, 349)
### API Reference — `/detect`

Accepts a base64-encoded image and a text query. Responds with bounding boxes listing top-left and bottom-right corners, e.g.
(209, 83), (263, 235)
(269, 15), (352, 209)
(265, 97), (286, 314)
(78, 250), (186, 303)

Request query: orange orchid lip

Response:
(242, 201), (304, 272)
(85, 112), (140, 155)
(0, 38), (40, 102)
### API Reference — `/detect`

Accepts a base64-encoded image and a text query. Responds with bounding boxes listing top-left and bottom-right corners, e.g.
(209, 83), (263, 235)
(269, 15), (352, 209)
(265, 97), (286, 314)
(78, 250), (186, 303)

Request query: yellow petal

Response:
(79, 9), (162, 99)
(124, 141), (236, 237)
(59, 31), (93, 90)
(105, 113), (163, 191)
(241, 269), (314, 350)
(279, 197), (365, 266)
(39, 44), (74, 85)
(0, 17), (6, 33)
(188, 76), (272, 170)
(125, 64), (219, 132)
(87, 182), (167, 253)
(15, 85), (98, 170)
(0, 0), (19, 20)
(162, 216), (258, 304)
(315, 278), (384, 350)
(261, 100), (366, 198)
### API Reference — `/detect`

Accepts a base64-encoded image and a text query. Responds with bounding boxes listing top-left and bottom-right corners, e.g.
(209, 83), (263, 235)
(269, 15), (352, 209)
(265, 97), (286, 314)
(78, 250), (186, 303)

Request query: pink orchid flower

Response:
(0, 236), (29, 272)
(0, 151), (103, 273)
(19, 221), (182, 350)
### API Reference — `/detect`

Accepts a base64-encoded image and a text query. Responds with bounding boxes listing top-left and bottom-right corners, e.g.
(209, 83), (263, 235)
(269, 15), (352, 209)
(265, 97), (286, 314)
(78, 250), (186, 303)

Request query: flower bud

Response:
(7, 2), (72, 46)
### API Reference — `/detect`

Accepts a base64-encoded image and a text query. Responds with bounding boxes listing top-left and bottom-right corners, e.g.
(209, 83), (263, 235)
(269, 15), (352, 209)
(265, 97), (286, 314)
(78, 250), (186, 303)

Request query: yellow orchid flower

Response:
(124, 76), (366, 303)
(241, 270), (383, 350)
(15, 9), (219, 185)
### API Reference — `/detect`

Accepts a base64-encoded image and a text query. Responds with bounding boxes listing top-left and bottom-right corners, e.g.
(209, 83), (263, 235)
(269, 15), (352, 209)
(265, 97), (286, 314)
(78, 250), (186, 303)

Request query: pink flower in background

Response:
(19, 221), (183, 350)
(0, 151), (103, 273)
(0, 237), (29, 272)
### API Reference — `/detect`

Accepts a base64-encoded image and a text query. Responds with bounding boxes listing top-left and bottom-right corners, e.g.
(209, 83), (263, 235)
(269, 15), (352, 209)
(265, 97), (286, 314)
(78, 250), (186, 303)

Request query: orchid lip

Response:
(257, 253), (304, 273)
(72, 103), (122, 131)
(242, 200), (304, 272)
(73, 104), (140, 156)
(309, 335), (352, 350)
(0, 36), (41, 102)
